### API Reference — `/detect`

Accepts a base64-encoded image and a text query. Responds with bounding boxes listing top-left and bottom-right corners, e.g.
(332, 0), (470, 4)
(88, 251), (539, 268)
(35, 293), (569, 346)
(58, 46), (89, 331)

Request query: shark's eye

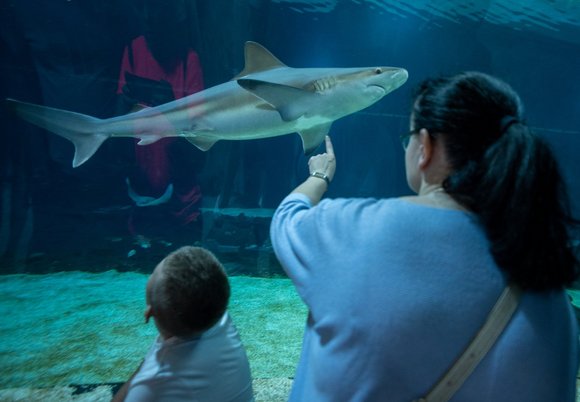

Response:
(375, 68), (382, 74)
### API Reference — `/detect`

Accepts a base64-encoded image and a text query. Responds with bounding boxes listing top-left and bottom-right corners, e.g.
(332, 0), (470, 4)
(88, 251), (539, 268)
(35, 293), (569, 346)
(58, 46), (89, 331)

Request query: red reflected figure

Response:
(117, 0), (204, 242)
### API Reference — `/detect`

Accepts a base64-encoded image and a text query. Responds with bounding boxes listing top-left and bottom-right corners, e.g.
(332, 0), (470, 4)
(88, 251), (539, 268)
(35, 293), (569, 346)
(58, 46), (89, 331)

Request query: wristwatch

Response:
(309, 171), (330, 185)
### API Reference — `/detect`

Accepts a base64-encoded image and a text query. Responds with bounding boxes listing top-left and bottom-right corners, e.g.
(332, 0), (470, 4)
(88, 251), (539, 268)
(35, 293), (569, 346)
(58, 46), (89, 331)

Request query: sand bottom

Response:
(0, 378), (293, 401)
(0, 271), (305, 399)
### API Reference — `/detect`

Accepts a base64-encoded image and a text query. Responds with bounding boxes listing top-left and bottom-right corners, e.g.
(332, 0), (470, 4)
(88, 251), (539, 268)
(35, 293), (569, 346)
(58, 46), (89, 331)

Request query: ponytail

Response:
(413, 72), (579, 291)
(445, 123), (578, 290)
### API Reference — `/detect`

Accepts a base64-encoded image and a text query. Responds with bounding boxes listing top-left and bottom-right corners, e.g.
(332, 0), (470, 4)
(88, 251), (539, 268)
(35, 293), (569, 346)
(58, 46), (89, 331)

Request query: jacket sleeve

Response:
(270, 193), (346, 302)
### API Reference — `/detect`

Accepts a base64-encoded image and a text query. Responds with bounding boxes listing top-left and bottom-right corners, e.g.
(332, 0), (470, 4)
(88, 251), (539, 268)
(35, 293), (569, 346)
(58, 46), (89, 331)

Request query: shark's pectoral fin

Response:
(237, 79), (318, 122)
(298, 123), (333, 155)
(185, 136), (218, 151)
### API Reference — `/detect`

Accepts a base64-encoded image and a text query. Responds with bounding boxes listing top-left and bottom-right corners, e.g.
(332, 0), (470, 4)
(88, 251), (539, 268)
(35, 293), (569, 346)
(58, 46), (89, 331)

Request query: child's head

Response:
(145, 246), (230, 338)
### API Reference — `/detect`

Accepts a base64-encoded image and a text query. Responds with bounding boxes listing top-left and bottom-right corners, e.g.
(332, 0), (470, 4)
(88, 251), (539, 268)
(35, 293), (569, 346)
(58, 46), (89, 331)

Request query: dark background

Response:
(1, 0), (579, 274)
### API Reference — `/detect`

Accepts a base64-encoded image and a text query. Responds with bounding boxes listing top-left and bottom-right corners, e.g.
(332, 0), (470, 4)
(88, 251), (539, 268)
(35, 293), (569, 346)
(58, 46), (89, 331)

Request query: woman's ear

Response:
(418, 128), (434, 169)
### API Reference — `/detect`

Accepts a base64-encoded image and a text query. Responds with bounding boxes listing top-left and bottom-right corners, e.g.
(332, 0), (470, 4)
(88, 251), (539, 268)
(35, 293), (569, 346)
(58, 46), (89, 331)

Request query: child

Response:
(113, 246), (254, 401)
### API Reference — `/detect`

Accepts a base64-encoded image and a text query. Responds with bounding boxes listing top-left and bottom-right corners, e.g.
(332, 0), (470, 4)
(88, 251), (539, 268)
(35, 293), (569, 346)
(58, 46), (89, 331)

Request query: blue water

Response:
(0, 0), (579, 270)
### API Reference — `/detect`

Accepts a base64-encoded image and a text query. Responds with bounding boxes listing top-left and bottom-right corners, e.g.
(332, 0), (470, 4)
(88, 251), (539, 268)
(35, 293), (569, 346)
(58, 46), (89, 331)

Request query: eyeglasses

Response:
(400, 129), (437, 150)
(400, 130), (418, 150)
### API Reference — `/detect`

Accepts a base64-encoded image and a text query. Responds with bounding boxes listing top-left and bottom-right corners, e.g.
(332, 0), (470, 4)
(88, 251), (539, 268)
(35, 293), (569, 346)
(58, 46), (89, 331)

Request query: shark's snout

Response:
(377, 67), (408, 94)
(387, 68), (408, 85)
(396, 68), (409, 82)
(362, 67), (408, 100)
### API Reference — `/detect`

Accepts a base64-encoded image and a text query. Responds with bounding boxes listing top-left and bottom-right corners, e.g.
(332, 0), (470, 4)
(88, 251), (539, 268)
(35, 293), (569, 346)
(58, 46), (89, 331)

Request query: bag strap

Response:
(414, 284), (522, 402)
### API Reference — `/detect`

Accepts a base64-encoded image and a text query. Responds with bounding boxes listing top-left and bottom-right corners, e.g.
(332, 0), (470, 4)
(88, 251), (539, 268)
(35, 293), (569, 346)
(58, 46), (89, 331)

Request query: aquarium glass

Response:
(0, 1), (579, 400)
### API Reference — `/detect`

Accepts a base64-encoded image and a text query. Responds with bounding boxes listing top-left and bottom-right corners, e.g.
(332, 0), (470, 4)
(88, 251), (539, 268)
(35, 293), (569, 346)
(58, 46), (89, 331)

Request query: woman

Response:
(270, 72), (579, 401)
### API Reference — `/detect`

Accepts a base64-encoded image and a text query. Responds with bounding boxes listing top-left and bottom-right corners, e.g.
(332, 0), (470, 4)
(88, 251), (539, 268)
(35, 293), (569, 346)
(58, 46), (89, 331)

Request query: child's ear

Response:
(144, 305), (153, 324)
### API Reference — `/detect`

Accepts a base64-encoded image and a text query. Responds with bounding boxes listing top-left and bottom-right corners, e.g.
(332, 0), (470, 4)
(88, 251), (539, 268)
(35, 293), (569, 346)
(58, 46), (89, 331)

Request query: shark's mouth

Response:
(369, 84), (387, 94)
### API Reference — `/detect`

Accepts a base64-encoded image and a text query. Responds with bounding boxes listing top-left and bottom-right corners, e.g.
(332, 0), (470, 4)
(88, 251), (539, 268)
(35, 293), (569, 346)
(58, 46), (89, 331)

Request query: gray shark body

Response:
(6, 42), (408, 167)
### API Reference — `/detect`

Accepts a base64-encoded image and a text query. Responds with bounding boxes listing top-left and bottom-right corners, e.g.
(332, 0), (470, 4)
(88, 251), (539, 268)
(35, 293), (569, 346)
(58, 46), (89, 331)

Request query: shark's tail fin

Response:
(5, 98), (109, 167)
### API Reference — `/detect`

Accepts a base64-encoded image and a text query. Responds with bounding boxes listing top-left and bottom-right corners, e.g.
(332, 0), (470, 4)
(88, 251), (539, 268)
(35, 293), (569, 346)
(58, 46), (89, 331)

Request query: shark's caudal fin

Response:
(5, 99), (109, 167)
(125, 177), (174, 207)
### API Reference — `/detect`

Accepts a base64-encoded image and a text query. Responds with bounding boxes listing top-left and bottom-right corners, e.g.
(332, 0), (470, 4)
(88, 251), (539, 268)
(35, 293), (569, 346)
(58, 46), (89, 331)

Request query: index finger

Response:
(325, 135), (335, 156)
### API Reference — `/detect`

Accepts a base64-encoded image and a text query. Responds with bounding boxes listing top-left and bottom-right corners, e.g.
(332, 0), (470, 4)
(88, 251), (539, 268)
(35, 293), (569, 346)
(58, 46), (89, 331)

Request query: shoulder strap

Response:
(414, 285), (522, 402)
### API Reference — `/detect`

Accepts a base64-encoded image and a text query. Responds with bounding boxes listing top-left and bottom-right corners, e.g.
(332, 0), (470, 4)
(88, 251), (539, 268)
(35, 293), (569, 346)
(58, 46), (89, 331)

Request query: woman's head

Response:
(408, 71), (579, 290)
(411, 71), (524, 172)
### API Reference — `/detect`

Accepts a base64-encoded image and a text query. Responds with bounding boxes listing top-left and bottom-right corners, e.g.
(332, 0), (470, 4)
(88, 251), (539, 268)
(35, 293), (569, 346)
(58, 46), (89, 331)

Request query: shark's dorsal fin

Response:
(233, 42), (287, 79)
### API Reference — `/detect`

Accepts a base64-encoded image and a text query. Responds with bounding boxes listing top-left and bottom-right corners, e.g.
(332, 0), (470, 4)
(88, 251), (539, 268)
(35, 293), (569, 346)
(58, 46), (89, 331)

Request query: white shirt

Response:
(125, 312), (254, 402)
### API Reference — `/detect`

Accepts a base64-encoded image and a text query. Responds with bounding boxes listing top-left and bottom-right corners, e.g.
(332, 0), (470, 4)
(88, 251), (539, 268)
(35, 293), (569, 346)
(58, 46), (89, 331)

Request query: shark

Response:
(5, 41), (408, 167)
(125, 178), (173, 207)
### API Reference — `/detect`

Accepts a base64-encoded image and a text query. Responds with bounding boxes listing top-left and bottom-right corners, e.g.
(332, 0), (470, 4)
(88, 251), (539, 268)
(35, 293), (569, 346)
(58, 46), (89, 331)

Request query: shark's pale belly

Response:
(182, 110), (335, 141)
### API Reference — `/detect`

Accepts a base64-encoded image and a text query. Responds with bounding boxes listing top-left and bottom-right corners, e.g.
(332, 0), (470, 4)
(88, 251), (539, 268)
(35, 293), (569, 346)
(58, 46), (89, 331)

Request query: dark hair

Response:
(412, 71), (579, 291)
(155, 246), (230, 336)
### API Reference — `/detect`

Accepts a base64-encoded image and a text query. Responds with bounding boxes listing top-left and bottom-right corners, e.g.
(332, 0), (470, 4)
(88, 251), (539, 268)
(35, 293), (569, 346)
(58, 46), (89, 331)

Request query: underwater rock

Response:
(201, 208), (284, 277)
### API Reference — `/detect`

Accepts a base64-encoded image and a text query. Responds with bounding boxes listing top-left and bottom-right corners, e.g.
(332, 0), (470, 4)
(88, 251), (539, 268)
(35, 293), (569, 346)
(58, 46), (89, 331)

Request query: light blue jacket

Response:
(271, 193), (578, 402)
